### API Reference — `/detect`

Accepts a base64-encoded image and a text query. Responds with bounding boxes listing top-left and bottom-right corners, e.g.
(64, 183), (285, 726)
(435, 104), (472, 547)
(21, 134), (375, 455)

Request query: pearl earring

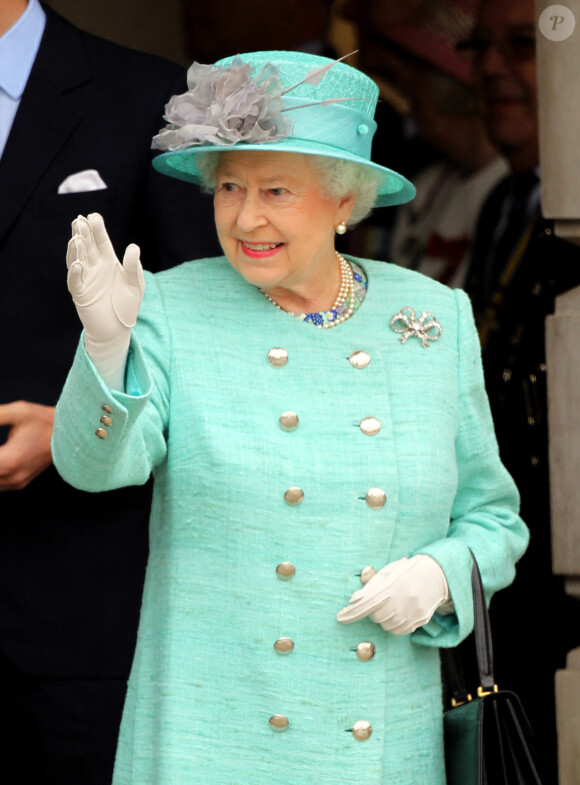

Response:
(336, 221), (347, 235)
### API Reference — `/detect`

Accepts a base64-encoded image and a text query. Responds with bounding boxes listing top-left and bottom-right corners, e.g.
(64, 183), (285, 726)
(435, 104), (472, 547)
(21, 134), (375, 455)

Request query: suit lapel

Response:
(0, 8), (90, 243)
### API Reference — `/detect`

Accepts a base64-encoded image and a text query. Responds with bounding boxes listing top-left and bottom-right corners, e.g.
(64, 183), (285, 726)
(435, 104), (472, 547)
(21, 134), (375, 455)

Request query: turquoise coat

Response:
(52, 256), (528, 785)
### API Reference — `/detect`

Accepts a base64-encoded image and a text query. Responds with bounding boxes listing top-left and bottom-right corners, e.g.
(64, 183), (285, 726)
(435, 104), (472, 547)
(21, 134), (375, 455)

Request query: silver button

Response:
(360, 566), (376, 585)
(95, 428), (109, 440)
(269, 715), (289, 731)
(349, 350), (371, 369)
(101, 405), (113, 414)
(100, 415), (113, 427)
(274, 637), (294, 654)
(356, 642), (376, 661)
(365, 488), (386, 508)
(279, 411), (299, 430)
(267, 348), (288, 367)
(284, 487), (304, 505)
(360, 417), (381, 436)
(276, 562), (296, 580)
(352, 720), (372, 741)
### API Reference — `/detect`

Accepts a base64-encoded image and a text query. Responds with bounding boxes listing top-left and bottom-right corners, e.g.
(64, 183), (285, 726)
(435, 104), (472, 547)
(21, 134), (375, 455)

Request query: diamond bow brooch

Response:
(390, 306), (442, 348)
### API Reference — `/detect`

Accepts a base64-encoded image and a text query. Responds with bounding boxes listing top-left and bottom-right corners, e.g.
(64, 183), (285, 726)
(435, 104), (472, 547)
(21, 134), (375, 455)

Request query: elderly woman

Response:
(52, 51), (527, 785)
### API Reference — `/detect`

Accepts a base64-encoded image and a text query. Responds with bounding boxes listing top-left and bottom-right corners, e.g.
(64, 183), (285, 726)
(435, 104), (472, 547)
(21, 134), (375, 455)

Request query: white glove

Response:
(66, 213), (145, 390)
(337, 555), (450, 635)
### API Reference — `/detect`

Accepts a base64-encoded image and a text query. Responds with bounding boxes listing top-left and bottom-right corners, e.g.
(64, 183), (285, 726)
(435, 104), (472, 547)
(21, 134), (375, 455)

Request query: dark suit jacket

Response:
(0, 6), (219, 678)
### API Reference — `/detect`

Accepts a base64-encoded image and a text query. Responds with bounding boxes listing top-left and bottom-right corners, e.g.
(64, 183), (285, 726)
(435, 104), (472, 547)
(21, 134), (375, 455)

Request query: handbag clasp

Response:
(450, 693), (473, 707)
(477, 684), (499, 697)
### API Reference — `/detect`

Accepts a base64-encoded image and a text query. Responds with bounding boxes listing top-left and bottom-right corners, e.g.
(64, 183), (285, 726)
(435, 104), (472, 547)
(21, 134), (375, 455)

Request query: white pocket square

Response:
(57, 169), (108, 194)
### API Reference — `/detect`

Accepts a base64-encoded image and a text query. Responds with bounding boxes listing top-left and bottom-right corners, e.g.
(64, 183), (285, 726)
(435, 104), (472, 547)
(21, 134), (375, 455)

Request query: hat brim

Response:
(152, 141), (416, 208)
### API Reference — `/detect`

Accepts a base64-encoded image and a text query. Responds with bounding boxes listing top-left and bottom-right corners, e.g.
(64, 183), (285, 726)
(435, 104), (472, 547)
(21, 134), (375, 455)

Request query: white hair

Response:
(195, 151), (386, 226)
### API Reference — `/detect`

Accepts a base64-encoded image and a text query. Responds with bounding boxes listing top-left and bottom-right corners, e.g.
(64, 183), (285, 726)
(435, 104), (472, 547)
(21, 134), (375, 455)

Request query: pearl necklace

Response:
(260, 251), (355, 329)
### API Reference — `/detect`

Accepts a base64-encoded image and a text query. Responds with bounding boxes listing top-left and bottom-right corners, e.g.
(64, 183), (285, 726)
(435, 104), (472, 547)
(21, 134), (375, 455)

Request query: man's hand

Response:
(0, 402), (55, 490)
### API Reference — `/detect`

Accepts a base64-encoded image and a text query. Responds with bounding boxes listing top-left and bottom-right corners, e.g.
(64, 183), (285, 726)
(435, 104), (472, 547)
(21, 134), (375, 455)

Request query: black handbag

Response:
(442, 554), (545, 785)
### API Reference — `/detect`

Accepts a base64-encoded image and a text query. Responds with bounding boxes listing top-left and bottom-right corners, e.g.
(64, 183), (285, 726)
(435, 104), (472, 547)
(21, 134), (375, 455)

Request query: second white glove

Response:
(66, 213), (145, 390)
(336, 555), (450, 635)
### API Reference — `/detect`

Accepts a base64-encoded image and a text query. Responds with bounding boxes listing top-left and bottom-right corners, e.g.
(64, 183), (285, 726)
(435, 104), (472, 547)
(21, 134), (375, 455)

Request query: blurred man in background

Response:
(341, 0), (506, 285)
(464, 0), (580, 778)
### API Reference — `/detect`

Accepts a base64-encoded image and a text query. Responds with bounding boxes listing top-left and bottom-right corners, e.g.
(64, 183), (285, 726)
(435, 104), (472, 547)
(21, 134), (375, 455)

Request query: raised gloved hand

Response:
(337, 555), (450, 635)
(66, 213), (145, 390)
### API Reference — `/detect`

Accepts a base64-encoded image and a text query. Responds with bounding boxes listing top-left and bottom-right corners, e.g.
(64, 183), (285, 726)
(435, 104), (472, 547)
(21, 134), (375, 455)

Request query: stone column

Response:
(536, 0), (580, 245)
(546, 288), (580, 785)
(555, 649), (580, 785)
(537, 1), (580, 781)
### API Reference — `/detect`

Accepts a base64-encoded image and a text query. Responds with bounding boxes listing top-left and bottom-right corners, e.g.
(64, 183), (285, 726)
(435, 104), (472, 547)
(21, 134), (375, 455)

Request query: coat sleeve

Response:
(52, 272), (171, 492)
(411, 287), (529, 648)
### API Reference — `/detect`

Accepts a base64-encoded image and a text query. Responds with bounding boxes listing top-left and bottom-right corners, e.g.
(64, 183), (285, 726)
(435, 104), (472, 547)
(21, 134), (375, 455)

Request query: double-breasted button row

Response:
(351, 350), (380, 435)
(272, 638), (374, 660)
(269, 716), (373, 739)
(271, 554), (375, 738)
(268, 346), (376, 742)
(268, 348), (373, 370)
(284, 486), (386, 508)
(274, 562), (295, 656)
(95, 405), (114, 439)
(268, 347), (382, 441)
(270, 530), (290, 734)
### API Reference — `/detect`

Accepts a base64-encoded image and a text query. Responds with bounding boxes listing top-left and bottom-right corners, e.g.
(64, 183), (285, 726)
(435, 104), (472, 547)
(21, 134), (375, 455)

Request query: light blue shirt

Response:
(0, 0), (46, 158)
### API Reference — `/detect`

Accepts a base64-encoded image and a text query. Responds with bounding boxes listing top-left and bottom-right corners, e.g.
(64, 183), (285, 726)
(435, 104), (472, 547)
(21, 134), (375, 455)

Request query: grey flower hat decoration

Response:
(152, 58), (290, 150)
(152, 50), (416, 208)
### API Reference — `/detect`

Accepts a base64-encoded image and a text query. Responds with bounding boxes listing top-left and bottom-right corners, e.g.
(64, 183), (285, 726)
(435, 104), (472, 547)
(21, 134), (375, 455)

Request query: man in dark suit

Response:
(463, 0), (580, 779)
(0, 1), (219, 782)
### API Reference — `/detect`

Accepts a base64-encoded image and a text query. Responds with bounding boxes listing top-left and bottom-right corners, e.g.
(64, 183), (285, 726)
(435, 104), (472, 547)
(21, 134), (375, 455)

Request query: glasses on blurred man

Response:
(456, 27), (536, 63)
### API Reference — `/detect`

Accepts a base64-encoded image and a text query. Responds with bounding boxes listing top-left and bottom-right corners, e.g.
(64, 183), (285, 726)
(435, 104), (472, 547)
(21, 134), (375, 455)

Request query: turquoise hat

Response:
(152, 50), (415, 208)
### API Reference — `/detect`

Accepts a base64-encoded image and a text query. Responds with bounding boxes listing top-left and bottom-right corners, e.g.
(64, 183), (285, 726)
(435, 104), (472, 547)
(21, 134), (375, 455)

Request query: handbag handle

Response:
(441, 551), (498, 704)
(469, 550), (497, 695)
